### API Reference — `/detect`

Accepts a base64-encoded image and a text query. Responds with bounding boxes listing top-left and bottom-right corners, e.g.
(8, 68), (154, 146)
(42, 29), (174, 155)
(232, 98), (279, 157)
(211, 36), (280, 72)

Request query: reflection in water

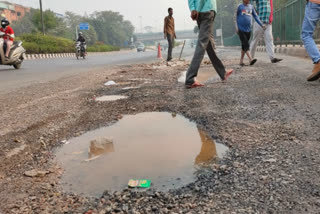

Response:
(178, 70), (217, 83)
(195, 129), (217, 165)
(88, 138), (115, 158)
(55, 112), (229, 196)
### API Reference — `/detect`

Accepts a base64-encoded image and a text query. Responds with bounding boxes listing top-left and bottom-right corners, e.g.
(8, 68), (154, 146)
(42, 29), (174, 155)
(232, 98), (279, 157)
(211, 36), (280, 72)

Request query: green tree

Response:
(89, 11), (134, 47)
(11, 8), (38, 36)
(32, 9), (59, 33)
(64, 12), (98, 45)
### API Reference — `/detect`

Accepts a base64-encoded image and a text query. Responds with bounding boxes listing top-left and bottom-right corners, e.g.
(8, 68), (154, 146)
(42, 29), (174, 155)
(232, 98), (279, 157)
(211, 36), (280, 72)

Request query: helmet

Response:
(1, 18), (9, 28)
(78, 32), (83, 36)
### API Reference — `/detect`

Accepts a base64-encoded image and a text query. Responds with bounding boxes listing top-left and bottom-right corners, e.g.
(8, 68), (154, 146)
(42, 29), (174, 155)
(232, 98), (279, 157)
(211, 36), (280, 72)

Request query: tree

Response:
(64, 12), (98, 45)
(32, 10), (59, 33)
(88, 11), (134, 47)
(11, 9), (38, 36)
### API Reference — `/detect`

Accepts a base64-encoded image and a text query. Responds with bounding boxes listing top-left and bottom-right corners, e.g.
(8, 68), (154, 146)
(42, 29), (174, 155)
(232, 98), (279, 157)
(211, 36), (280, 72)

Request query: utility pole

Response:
(39, 0), (45, 35)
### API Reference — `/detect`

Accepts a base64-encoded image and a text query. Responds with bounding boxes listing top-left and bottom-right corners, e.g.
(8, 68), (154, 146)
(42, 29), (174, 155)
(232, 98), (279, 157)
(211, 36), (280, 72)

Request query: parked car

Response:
(137, 43), (146, 52)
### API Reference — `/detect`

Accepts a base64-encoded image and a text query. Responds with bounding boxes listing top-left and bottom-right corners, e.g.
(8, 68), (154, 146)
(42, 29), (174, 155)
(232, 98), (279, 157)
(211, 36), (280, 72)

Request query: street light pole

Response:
(39, 0), (45, 35)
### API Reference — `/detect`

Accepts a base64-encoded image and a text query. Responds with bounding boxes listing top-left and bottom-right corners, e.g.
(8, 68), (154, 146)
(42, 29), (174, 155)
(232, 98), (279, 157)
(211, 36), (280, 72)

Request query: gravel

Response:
(0, 52), (320, 213)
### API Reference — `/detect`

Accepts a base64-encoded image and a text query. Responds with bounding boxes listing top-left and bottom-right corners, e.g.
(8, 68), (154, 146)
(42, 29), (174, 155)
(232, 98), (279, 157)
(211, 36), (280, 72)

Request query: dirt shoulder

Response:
(0, 53), (320, 213)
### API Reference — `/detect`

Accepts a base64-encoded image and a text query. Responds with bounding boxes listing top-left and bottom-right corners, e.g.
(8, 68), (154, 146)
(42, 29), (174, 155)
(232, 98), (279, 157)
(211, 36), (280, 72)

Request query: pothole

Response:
(95, 95), (128, 102)
(178, 70), (218, 83)
(55, 112), (229, 196)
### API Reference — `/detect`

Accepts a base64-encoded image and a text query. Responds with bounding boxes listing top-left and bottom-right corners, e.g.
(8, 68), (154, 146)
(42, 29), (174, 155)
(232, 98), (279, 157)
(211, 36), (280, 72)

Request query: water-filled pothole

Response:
(178, 70), (218, 83)
(95, 95), (128, 102)
(55, 112), (228, 196)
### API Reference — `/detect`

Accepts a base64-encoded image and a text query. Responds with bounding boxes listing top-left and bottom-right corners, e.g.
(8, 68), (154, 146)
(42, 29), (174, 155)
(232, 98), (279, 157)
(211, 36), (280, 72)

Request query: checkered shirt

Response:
(252, 0), (271, 24)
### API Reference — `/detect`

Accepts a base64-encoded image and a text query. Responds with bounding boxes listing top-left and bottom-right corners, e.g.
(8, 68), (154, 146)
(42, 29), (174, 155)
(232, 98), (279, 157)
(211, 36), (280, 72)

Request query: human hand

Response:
(164, 34), (167, 39)
(191, 10), (198, 21)
(236, 30), (239, 35)
(262, 25), (267, 30)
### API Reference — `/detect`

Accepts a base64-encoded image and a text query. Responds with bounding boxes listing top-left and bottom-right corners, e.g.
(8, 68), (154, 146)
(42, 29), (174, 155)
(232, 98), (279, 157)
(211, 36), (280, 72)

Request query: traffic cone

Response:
(157, 43), (162, 59)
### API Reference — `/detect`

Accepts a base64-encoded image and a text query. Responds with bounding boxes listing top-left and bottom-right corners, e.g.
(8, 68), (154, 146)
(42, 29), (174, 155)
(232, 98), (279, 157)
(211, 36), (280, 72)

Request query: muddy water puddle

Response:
(178, 70), (218, 83)
(55, 112), (228, 196)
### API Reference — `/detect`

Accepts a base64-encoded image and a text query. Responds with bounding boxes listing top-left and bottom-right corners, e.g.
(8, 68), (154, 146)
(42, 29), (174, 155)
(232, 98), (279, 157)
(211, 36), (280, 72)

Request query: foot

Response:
(222, 69), (234, 81)
(271, 58), (283, 63)
(185, 81), (204, 89)
(167, 57), (172, 62)
(239, 62), (245, 67)
(250, 59), (257, 66)
(307, 63), (320, 82)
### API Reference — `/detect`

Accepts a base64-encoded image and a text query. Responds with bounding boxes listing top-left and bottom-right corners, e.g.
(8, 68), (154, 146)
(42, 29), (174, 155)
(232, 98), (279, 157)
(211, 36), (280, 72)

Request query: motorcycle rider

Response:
(0, 18), (14, 60)
(77, 32), (86, 53)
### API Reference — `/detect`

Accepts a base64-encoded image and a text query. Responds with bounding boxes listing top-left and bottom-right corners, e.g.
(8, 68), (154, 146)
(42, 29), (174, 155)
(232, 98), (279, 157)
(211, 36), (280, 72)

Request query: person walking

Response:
(301, 0), (320, 81)
(235, 0), (265, 66)
(186, 0), (234, 89)
(164, 8), (177, 62)
(250, 0), (283, 63)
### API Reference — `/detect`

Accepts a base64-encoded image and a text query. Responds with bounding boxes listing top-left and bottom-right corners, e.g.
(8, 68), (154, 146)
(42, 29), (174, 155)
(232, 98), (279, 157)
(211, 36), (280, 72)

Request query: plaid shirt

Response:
(252, 0), (273, 24)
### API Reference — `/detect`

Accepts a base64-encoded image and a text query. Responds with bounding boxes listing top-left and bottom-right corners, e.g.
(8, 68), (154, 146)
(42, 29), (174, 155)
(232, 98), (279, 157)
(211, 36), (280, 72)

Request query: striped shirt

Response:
(252, 0), (273, 24)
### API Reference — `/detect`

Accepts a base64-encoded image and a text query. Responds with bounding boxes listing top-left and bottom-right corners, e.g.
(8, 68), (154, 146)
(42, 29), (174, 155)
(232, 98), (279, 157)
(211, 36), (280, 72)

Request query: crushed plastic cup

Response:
(128, 179), (151, 188)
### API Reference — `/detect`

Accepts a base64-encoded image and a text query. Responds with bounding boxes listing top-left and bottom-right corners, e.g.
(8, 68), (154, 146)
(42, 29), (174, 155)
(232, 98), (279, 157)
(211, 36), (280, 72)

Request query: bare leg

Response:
(245, 51), (253, 62)
(240, 50), (245, 64)
(5, 40), (13, 57)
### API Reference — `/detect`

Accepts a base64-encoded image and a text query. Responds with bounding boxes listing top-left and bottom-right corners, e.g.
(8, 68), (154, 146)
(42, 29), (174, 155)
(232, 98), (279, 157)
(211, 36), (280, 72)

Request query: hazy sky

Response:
(9, 0), (197, 32)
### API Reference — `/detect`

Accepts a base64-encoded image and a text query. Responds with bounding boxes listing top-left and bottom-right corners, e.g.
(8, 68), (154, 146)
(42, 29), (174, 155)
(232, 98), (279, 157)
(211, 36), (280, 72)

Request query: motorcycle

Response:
(75, 41), (86, 60)
(0, 32), (25, 69)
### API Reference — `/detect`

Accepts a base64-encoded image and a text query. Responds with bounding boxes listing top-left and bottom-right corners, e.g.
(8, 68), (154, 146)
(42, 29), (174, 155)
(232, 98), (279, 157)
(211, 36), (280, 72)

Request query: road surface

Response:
(0, 46), (196, 93)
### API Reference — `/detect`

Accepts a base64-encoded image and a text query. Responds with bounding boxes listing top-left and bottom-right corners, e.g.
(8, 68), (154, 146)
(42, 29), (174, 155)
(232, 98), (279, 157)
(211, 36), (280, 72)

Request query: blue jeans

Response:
(302, 2), (320, 63)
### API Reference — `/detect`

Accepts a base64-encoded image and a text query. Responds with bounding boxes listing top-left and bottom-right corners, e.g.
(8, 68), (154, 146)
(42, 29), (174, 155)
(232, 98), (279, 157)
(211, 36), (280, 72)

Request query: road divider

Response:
(256, 45), (309, 58)
(23, 50), (136, 60)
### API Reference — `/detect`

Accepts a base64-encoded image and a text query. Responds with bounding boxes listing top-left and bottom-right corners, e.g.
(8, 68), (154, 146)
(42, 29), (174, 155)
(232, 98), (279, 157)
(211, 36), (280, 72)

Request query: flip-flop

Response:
(307, 70), (320, 82)
(185, 81), (204, 89)
(222, 69), (234, 81)
(250, 59), (257, 66)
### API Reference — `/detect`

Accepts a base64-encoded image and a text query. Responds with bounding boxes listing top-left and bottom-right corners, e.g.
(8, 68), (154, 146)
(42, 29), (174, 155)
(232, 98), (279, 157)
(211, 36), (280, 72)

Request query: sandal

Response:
(222, 69), (234, 81)
(250, 59), (257, 66)
(185, 81), (204, 89)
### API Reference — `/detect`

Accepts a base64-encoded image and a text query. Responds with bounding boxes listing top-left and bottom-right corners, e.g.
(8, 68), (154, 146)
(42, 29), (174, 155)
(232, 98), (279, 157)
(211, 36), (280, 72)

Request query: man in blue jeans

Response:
(302, 0), (320, 81)
(186, 0), (234, 88)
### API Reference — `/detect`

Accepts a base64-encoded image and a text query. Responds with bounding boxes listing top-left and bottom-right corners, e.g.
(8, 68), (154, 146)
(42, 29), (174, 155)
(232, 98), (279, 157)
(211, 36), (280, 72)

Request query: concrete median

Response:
(257, 45), (309, 58)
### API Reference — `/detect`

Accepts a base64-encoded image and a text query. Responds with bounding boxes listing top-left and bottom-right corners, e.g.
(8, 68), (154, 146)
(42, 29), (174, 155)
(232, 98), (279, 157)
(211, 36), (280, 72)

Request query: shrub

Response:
(17, 33), (120, 54)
